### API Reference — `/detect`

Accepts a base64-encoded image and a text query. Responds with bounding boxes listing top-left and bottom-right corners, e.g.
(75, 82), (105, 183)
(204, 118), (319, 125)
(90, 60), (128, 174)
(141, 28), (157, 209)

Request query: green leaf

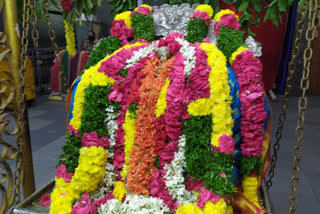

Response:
(238, 0), (248, 12)
(87, 0), (94, 10)
(278, 0), (287, 12)
(50, 0), (61, 10)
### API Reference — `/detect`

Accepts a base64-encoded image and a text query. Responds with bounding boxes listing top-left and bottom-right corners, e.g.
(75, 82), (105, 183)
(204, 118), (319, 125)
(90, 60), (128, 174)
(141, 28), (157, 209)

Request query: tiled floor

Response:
(26, 95), (320, 213)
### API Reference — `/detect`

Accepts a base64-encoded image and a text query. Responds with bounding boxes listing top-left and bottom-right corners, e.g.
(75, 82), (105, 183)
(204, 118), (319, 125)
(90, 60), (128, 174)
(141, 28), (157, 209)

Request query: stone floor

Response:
(25, 95), (320, 213)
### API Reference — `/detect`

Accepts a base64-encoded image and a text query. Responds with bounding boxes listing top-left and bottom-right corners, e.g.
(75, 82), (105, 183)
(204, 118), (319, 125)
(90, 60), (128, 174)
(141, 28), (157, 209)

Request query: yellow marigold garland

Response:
(214, 9), (239, 22)
(113, 181), (127, 202)
(70, 43), (144, 130)
(121, 110), (137, 179)
(50, 177), (77, 214)
(188, 42), (233, 147)
(176, 203), (202, 214)
(195, 4), (214, 18)
(229, 46), (250, 65)
(155, 78), (170, 117)
(114, 11), (132, 29)
(70, 146), (108, 193)
(203, 199), (233, 214)
(242, 176), (263, 212)
(64, 20), (76, 56)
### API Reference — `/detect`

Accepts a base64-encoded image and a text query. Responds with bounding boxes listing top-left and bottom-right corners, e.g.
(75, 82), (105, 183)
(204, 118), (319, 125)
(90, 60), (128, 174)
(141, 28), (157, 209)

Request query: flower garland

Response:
(70, 146), (108, 193)
(91, 106), (119, 199)
(214, 12), (267, 212)
(121, 110), (137, 179)
(242, 176), (265, 213)
(50, 177), (75, 214)
(231, 49), (267, 174)
(113, 181), (126, 202)
(99, 195), (171, 214)
(230, 46), (250, 65)
(189, 42), (233, 147)
(155, 78), (170, 117)
(70, 43), (143, 130)
(195, 5), (214, 18)
(127, 57), (173, 195)
(114, 11), (132, 29)
(163, 135), (198, 204)
(175, 37), (196, 77)
(214, 9), (239, 22)
(50, 146), (108, 213)
(64, 20), (76, 56)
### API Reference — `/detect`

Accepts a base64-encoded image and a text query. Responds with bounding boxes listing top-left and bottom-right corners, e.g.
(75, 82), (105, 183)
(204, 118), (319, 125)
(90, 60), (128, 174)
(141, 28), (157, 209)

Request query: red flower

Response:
(60, 0), (72, 12)
(40, 193), (51, 206)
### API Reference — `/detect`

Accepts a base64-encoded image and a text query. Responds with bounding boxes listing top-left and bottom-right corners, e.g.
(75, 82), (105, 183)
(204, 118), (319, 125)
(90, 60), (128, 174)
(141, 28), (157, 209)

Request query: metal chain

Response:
(30, 0), (39, 48)
(13, 0), (31, 203)
(266, 0), (309, 190)
(289, 0), (318, 213)
(43, 0), (68, 93)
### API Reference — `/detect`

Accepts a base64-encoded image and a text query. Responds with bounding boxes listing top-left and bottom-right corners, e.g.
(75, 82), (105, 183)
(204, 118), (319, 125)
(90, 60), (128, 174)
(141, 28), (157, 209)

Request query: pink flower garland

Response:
(191, 10), (211, 25)
(56, 164), (73, 182)
(67, 124), (80, 137)
(72, 193), (97, 214)
(81, 132), (110, 148)
(108, 49), (153, 180)
(197, 188), (222, 208)
(98, 48), (133, 81)
(110, 20), (134, 41)
(231, 50), (267, 157)
(130, 6), (152, 16)
(150, 170), (178, 210)
(93, 192), (115, 209)
(185, 43), (211, 103)
(214, 14), (241, 36)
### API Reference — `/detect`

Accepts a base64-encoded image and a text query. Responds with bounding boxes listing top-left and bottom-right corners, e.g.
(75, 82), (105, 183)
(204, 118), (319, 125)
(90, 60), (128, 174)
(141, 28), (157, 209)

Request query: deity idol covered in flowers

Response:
(50, 4), (271, 214)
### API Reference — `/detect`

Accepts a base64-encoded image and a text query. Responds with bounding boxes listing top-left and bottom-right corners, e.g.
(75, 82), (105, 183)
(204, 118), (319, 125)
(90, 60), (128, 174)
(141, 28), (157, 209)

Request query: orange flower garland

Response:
(126, 57), (174, 195)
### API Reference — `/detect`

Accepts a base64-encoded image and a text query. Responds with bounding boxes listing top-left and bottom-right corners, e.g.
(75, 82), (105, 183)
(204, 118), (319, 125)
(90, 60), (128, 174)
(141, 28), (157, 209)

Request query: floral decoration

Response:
(51, 4), (271, 214)
(64, 20), (76, 56)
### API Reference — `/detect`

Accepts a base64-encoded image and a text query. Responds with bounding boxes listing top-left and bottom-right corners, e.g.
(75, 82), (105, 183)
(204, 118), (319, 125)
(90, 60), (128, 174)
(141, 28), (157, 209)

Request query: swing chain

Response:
(289, 0), (318, 213)
(14, 0), (31, 203)
(266, 0), (309, 190)
(30, 0), (39, 48)
(43, 0), (68, 93)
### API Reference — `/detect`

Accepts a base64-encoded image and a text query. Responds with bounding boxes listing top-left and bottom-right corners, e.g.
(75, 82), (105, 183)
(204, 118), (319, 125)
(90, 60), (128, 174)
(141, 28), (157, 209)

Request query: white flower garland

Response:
(163, 135), (197, 204)
(98, 195), (170, 214)
(125, 42), (158, 69)
(91, 106), (119, 200)
(105, 106), (118, 148)
(175, 37), (196, 77)
(99, 199), (122, 214)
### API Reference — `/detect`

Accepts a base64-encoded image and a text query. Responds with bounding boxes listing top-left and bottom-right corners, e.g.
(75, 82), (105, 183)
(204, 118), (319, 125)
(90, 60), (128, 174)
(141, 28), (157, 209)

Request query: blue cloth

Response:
(68, 76), (82, 122)
(227, 65), (242, 184)
(275, 0), (298, 94)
